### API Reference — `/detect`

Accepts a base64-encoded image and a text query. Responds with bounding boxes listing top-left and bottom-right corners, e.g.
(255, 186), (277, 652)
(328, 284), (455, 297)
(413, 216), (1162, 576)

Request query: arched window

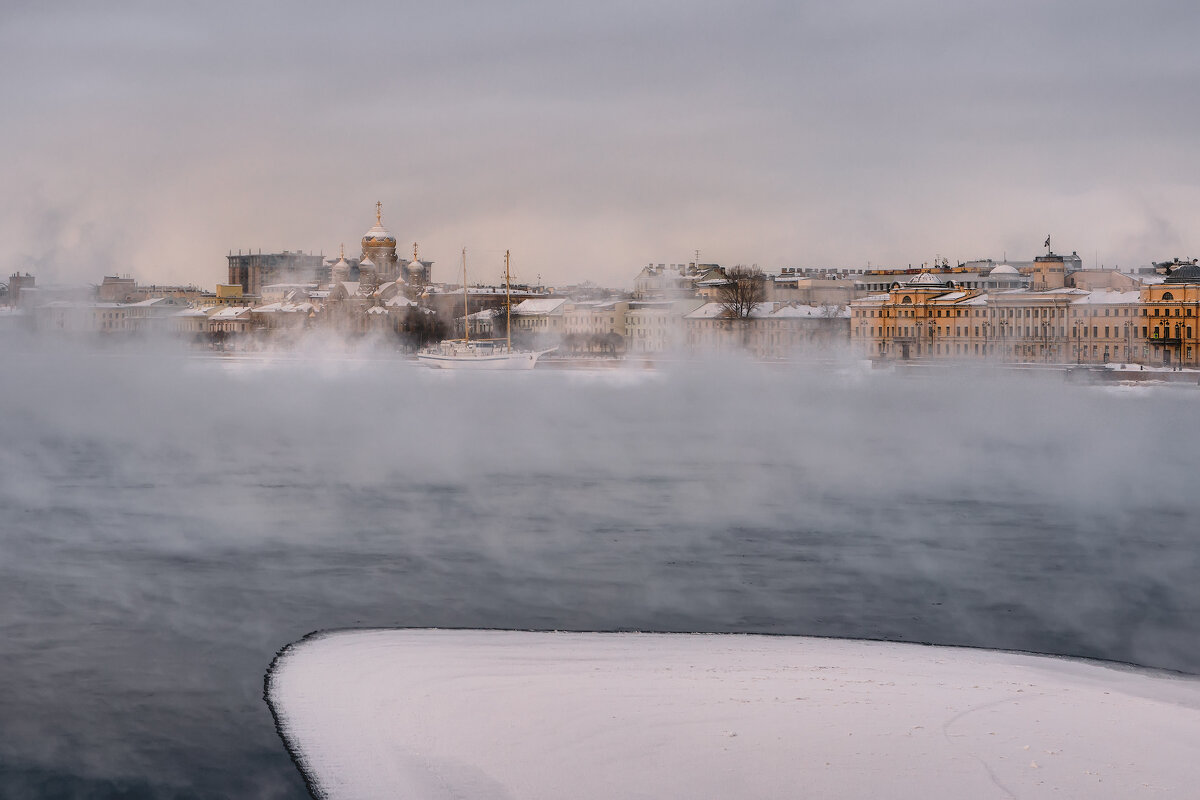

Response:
(1162, 291), (1174, 301)
(901, 296), (912, 305)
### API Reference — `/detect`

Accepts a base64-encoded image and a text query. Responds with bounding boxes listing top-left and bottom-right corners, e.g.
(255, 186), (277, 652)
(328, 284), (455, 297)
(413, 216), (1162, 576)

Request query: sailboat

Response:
(417, 250), (553, 370)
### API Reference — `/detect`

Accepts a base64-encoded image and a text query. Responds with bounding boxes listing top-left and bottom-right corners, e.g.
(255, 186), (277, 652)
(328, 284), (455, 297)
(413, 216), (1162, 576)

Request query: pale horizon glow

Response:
(2, 1), (1198, 289)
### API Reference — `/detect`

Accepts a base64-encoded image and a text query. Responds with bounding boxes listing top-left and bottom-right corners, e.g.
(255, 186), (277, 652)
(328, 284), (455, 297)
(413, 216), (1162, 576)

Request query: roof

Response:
(771, 304), (850, 319)
(1073, 290), (1140, 305)
(1164, 264), (1200, 284)
(511, 298), (568, 315)
(904, 272), (951, 287)
(254, 302), (314, 313)
(210, 306), (252, 319)
(684, 302), (731, 319)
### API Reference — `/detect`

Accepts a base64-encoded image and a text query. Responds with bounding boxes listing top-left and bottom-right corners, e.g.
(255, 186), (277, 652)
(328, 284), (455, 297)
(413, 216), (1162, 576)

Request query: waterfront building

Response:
(511, 297), (568, 344)
(626, 299), (705, 353)
(850, 262), (1200, 367)
(684, 302), (849, 359)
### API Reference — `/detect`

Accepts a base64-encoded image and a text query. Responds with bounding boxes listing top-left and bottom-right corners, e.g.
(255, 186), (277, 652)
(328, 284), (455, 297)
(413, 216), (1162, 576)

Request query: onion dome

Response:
(362, 202), (396, 246)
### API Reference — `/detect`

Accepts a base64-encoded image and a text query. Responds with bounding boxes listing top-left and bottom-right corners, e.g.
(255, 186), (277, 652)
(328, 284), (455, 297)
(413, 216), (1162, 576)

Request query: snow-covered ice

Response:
(267, 629), (1200, 799)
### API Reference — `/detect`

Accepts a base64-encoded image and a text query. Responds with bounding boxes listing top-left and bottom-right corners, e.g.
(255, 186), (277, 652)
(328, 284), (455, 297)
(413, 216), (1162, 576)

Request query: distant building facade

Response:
(228, 250), (325, 296)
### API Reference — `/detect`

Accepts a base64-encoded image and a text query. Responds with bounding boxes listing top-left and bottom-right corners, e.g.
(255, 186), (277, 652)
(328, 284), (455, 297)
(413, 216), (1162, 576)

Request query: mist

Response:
(1, 340), (1198, 794)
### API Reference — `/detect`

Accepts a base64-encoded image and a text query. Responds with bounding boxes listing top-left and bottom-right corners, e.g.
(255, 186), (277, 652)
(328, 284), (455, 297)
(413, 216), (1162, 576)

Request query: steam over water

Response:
(1, 343), (1198, 798)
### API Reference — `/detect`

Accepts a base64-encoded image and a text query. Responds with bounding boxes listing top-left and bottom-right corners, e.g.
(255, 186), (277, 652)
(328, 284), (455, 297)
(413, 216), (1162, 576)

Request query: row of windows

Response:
(858, 324), (1196, 340)
(858, 304), (1197, 321)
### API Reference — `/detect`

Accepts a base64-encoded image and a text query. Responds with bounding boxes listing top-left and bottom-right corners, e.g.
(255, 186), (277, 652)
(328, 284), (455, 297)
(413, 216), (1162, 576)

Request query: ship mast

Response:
(462, 247), (469, 343)
(504, 250), (512, 351)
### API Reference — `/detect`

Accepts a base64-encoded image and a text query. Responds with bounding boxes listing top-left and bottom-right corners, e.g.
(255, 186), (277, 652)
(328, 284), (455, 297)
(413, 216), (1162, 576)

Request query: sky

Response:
(2, 0), (1198, 289)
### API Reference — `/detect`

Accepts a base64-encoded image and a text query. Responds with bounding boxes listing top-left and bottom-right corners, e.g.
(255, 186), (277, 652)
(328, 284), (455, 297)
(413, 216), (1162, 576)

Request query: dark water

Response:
(1, 348), (1198, 798)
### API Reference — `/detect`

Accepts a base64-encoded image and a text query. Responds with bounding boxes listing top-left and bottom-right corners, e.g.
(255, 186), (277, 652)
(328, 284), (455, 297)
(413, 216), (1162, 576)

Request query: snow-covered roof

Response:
(384, 296), (416, 308)
(771, 304), (849, 319)
(511, 298), (568, 315)
(684, 302), (730, 319)
(932, 291), (967, 303)
(1073, 290), (1140, 305)
(904, 272), (951, 287)
(988, 264), (1019, 275)
(210, 306), (251, 319)
(254, 302), (315, 313)
(853, 294), (891, 304)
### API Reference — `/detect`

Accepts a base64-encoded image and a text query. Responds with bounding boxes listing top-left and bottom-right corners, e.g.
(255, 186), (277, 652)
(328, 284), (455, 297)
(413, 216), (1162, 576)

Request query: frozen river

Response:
(1, 344), (1198, 798)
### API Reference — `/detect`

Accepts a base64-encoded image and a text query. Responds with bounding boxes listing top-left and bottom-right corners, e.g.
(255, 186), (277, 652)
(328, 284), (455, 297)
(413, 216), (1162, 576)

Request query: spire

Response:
(413, 242), (419, 263)
(339, 243), (345, 259)
(376, 201), (383, 225)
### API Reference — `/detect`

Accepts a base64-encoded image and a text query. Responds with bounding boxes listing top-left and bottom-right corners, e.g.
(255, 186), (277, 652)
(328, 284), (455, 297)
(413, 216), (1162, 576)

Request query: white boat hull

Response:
(415, 352), (542, 371)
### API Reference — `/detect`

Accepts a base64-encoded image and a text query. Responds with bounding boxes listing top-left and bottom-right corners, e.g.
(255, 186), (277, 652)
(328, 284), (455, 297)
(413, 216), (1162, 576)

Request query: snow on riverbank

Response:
(267, 630), (1200, 799)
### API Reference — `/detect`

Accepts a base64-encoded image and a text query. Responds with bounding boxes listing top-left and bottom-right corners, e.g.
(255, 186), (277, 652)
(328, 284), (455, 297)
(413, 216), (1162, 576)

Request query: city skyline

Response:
(3, 1), (1198, 290)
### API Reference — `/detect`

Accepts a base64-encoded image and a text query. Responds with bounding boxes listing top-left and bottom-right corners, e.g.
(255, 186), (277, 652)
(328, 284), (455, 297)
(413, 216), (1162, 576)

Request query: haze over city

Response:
(3, 0), (1199, 289)
(5, 3), (1200, 798)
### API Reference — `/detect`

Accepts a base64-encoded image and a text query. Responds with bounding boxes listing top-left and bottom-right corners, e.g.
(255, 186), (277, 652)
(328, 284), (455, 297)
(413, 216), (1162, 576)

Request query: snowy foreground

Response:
(267, 630), (1200, 799)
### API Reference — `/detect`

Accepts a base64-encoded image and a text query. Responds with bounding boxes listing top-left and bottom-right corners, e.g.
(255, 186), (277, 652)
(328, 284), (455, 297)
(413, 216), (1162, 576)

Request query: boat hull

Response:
(417, 351), (543, 370)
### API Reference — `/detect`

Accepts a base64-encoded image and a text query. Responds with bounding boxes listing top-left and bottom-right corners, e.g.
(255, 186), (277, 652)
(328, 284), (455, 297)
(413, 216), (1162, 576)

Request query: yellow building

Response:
(1142, 264), (1200, 366)
(849, 267), (1200, 367)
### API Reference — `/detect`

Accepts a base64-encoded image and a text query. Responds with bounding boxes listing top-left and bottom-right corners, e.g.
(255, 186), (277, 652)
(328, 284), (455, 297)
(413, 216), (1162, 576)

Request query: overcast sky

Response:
(2, 0), (1198, 289)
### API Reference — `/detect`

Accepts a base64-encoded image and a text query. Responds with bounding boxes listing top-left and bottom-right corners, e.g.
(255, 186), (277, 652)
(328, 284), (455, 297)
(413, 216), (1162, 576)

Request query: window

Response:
(1163, 291), (1174, 301)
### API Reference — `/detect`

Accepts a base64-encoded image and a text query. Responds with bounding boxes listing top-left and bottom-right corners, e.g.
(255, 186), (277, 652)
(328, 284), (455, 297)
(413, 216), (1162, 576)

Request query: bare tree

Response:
(717, 266), (767, 319)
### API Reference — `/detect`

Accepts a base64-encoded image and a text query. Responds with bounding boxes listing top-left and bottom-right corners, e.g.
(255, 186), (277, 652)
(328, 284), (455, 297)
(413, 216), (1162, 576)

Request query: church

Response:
(328, 203), (432, 292)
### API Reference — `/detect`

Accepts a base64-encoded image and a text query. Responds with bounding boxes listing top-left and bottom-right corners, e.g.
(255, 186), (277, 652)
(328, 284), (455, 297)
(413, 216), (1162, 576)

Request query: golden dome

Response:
(362, 201), (396, 246)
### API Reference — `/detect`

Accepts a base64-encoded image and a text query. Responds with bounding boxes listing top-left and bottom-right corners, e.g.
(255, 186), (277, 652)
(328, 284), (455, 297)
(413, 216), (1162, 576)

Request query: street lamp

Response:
(999, 319), (1009, 361)
(982, 320), (991, 358)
